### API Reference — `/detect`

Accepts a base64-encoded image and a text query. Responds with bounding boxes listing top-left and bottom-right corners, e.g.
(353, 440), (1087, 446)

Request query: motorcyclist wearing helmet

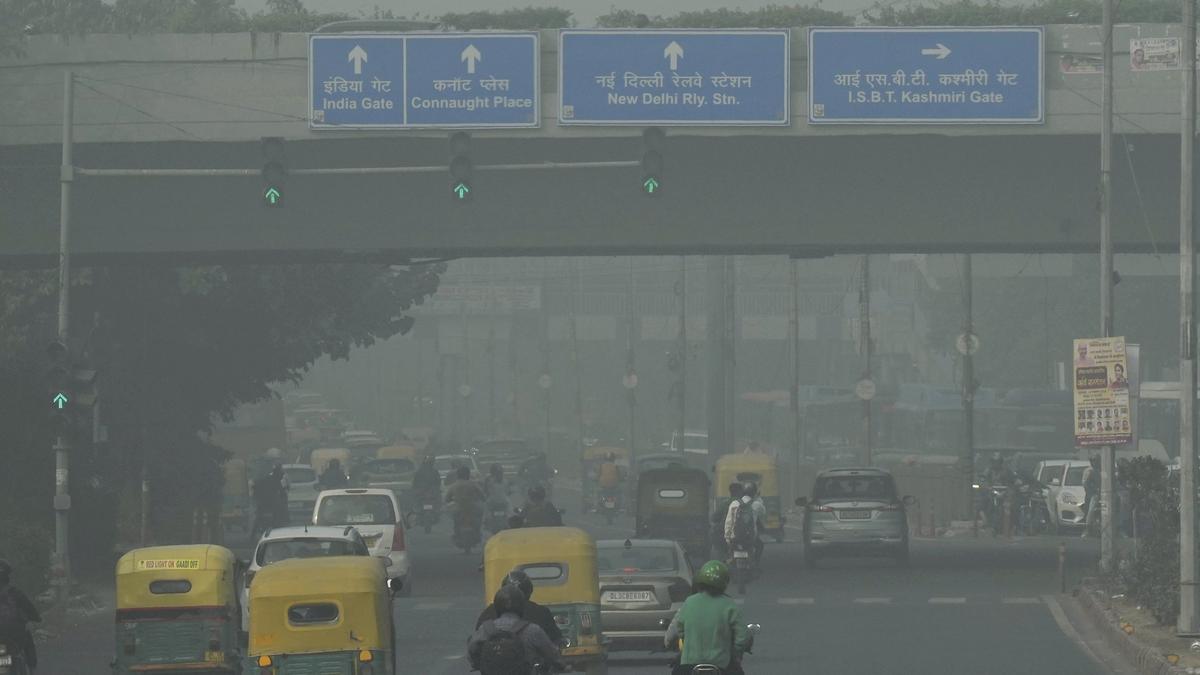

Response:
(468, 585), (562, 675)
(412, 455), (442, 502)
(520, 485), (563, 527)
(664, 560), (751, 675)
(475, 569), (563, 644)
(0, 560), (40, 672)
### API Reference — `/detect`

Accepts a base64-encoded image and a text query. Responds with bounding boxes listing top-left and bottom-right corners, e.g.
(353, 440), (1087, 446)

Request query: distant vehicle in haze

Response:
(668, 430), (709, 456)
(282, 463), (319, 524)
(434, 454), (481, 483)
(796, 467), (913, 568)
(1047, 460), (1091, 530)
(282, 390), (325, 414)
(471, 438), (535, 477)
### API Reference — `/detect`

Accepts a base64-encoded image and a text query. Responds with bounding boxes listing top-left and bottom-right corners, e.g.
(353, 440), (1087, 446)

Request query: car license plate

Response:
(840, 510), (872, 520)
(423, 504), (434, 511)
(604, 590), (653, 603)
(732, 550), (750, 559)
(0, 655), (11, 666)
(204, 650), (224, 662)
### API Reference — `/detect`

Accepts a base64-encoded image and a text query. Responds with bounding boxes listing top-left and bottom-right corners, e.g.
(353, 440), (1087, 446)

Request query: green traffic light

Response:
(264, 187), (282, 207)
(643, 176), (660, 195)
(52, 392), (68, 409)
(453, 182), (471, 201)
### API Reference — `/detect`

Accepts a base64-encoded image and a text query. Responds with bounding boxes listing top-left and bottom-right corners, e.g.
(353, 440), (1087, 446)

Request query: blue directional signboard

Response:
(310, 33), (539, 129)
(559, 30), (789, 126)
(808, 28), (1043, 124)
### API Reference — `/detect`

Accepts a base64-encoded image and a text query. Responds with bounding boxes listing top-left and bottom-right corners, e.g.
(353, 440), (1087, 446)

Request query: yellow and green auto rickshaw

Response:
(246, 556), (394, 674)
(580, 446), (631, 513)
(113, 544), (241, 674)
(483, 527), (607, 675)
(220, 459), (252, 534)
(714, 453), (786, 543)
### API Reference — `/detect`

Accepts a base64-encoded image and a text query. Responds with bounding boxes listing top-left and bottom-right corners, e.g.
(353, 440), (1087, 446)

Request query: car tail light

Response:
(815, 505), (834, 512)
(554, 614), (571, 627)
(392, 525), (406, 552)
(879, 503), (903, 511)
(579, 611), (594, 635)
(668, 579), (692, 602)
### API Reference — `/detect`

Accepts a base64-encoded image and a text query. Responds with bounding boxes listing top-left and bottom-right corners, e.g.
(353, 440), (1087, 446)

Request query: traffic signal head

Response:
(449, 132), (473, 202)
(261, 137), (286, 207)
(641, 127), (665, 196)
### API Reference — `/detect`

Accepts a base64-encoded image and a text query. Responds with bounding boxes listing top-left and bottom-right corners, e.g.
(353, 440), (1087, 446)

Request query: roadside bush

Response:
(1110, 456), (1180, 624)
(0, 518), (52, 597)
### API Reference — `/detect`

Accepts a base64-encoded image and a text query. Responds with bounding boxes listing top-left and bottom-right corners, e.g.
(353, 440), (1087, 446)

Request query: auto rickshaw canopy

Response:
(247, 556), (391, 657)
(713, 452), (780, 497)
(483, 526), (599, 607)
(116, 544), (237, 610)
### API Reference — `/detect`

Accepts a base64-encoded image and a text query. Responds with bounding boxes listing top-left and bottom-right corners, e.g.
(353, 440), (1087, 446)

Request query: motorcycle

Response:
(452, 509), (482, 554)
(600, 490), (619, 525)
(417, 495), (440, 534)
(0, 639), (28, 675)
(486, 500), (509, 534)
(666, 622), (761, 675)
(1015, 481), (1049, 536)
(730, 540), (754, 595)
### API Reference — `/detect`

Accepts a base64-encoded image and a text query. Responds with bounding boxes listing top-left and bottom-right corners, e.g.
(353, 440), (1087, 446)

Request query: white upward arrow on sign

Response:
(461, 44), (482, 74)
(920, 43), (951, 59)
(664, 41), (684, 71)
(348, 45), (368, 74)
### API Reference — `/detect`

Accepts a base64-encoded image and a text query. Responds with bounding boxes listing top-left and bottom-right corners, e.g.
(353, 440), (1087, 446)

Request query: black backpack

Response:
(478, 620), (529, 675)
(732, 501), (757, 546)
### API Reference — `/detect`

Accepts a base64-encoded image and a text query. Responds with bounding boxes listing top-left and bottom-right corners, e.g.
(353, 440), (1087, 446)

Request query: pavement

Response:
(40, 486), (1125, 675)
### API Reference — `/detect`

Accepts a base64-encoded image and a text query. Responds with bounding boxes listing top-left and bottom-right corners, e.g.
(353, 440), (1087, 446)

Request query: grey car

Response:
(797, 467), (914, 568)
(596, 539), (693, 653)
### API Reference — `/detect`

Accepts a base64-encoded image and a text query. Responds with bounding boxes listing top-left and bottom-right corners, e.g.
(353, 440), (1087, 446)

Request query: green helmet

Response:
(695, 560), (730, 592)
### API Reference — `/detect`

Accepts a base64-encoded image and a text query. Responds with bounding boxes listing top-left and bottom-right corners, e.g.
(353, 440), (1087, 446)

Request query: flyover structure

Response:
(0, 24), (1195, 264)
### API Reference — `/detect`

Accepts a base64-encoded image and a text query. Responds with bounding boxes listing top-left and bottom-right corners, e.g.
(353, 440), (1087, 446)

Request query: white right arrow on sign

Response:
(921, 43), (952, 59)
(664, 41), (684, 71)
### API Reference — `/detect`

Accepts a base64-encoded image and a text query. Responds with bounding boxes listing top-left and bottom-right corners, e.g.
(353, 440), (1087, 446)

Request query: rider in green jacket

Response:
(664, 560), (752, 675)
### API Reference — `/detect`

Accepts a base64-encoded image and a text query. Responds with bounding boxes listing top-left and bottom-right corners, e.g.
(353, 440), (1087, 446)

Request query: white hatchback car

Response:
(241, 525), (370, 630)
(312, 488), (411, 594)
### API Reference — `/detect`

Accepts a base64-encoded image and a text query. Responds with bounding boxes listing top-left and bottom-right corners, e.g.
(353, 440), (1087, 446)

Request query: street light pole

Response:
(54, 70), (75, 609)
(1179, 0), (1200, 635)
(1099, 0), (1117, 574)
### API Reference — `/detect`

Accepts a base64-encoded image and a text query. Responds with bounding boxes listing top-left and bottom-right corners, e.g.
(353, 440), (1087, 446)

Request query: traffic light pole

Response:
(54, 70), (75, 610)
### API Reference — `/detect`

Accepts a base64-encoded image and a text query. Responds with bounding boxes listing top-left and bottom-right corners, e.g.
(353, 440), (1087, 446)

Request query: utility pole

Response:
(626, 258), (638, 456)
(570, 260), (586, 453)
(791, 258), (803, 493)
(859, 255), (873, 466)
(725, 257), (737, 452)
(1179, 0), (1200, 635)
(707, 257), (728, 455)
(53, 71), (75, 606)
(677, 257), (687, 451)
(1099, 0), (1117, 573)
(509, 314), (520, 438)
(488, 296), (496, 438)
(961, 254), (977, 521)
(542, 260), (552, 456)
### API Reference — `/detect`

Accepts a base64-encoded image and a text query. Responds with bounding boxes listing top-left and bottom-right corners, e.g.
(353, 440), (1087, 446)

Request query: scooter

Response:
(486, 500), (509, 534)
(664, 622), (761, 675)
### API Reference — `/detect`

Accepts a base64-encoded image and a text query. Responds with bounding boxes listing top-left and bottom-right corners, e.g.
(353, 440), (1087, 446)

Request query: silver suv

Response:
(796, 467), (914, 568)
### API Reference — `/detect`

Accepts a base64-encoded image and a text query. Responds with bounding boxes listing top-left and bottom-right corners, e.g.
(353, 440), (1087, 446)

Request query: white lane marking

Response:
(1041, 595), (1111, 673)
(1002, 597), (1042, 605)
(853, 597), (891, 604)
(928, 597), (966, 604)
(777, 598), (815, 605)
(416, 602), (454, 610)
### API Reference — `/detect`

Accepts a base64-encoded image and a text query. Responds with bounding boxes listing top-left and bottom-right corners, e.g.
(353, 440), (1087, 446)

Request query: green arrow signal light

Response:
(52, 392), (68, 409)
(452, 182), (471, 201)
(642, 176), (660, 195)
(264, 186), (282, 207)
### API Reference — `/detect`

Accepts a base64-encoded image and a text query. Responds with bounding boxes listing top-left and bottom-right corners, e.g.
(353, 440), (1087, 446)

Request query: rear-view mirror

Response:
(387, 577), (402, 595)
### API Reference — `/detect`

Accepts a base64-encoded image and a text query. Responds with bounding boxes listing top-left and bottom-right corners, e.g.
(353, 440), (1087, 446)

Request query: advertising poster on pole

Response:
(1073, 336), (1133, 446)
